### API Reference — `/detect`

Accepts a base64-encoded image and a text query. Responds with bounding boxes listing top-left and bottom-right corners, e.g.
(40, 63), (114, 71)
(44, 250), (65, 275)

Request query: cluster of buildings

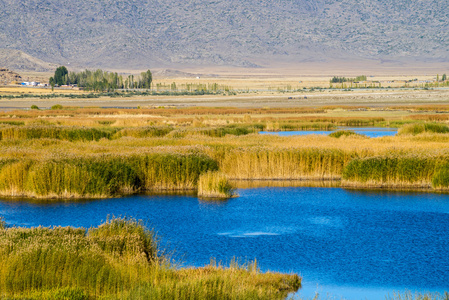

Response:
(20, 82), (48, 87)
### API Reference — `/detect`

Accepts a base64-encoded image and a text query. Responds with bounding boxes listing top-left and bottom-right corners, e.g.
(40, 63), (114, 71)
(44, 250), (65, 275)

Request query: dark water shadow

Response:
(0, 190), (198, 205)
(231, 179), (341, 189)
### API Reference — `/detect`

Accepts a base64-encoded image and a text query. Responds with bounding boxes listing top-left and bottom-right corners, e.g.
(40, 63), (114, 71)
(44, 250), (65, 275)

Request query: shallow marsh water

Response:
(1, 187), (448, 299)
(260, 127), (398, 138)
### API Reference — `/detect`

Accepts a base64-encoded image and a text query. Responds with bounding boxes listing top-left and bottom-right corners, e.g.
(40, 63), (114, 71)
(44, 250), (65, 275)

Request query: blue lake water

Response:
(1, 187), (448, 299)
(260, 127), (398, 138)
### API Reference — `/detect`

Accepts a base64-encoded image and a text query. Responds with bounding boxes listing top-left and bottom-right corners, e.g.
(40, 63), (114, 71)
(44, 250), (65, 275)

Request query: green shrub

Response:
(51, 104), (64, 110)
(329, 130), (365, 138)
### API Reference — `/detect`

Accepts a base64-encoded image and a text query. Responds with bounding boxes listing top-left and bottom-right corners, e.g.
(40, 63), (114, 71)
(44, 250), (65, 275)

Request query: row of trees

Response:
(49, 67), (152, 92)
(330, 75), (367, 83)
(437, 74), (447, 81)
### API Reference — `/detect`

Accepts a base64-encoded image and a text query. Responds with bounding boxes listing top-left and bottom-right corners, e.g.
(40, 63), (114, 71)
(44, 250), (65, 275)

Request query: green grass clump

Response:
(113, 126), (174, 138)
(431, 164), (449, 189)
(131, 153), (219, 190)
(97, 120), (115, 126)
(342, 155), (441, 187)
(198, 171), (235, 198)
(0, 125), (118, 142)
(193, 125), (260, 137)
(0, 154), (219, 198)
(0, 217), (158, 298)
(25, 158), (141, 197)
(51, 104), (64, 110)
(0, 158), (140, 198)
(398, 123), (449, 135)
(264, 121), (335, 131)
(0, 121), (25, 126)
(329, 130), (365, 138)
(0, 218), (301, 299)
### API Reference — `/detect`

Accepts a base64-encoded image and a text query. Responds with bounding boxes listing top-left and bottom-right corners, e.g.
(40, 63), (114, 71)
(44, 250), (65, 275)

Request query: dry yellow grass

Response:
(1, 89), (448, 111)
(154, 75), (440, 90)
(0, 86), (85, 95)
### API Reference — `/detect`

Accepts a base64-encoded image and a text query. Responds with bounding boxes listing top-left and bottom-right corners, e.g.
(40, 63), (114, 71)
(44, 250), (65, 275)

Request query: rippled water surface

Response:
(1, 187), (448, 299)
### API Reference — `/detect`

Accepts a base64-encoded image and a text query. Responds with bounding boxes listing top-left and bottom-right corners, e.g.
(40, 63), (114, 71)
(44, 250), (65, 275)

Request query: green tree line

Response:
(50, 67), (152, 92)
(330, 75), (367, 83)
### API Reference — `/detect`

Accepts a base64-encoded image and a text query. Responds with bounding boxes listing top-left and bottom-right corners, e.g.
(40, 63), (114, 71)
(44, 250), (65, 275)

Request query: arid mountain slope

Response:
(0, 0), (448, 70)
(0, 49), (57, 72)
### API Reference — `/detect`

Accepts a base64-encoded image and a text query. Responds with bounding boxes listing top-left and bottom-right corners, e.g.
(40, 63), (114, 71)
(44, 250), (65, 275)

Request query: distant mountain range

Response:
(0, 0), (448, 71)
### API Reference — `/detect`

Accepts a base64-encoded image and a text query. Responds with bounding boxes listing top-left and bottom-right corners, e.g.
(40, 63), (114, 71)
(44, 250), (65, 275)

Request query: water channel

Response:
(1, 186), (448, 299)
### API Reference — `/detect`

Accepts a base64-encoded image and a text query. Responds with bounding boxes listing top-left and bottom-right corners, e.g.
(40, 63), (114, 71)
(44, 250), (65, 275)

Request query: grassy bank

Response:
(0, 217), (301, 299)
(0, 106), (448, 194)
(1, 132), (449, 194)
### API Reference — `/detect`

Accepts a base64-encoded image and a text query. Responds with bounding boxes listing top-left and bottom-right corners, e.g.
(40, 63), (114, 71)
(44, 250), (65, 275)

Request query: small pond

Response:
(260, 127), (398, 138)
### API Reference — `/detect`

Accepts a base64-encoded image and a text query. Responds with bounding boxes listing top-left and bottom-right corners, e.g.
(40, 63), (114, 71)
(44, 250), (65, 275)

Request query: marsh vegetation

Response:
(1, 103), (449, 299)
(0, 217), (300, 299)
(0, 105), (448, 198)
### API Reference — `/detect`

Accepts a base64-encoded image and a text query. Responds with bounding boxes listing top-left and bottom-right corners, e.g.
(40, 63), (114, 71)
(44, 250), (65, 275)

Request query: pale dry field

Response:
(153, 75), (439, 90)
(1, 74), (448, 110)
(1, 89), (449, 110)
(0, 86), (84, 94)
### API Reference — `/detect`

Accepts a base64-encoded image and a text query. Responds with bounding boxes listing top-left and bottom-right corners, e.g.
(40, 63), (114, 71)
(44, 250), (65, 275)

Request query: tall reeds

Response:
(112, 126), (173, 138)
(220, 148), (351, 180)
(431, 164), (449, 189)
(198, 171), (235, 198)
(398, 123), (449, 135)
(131, 153), (219, 191)
(342, 155), (445, 188)
(0, 154), (219, 198)
(186, 125), (262, 137)
(0, 125), (118, 142)
(2, 105), (449, 193)
(0, 218), (301, 299)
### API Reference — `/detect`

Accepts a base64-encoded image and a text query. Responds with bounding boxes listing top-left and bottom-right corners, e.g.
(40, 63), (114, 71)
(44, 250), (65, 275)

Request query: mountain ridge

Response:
(1, 0), (448, 71)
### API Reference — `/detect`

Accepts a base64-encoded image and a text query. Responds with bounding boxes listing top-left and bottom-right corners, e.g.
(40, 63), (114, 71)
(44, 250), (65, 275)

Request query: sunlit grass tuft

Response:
(329, 130), (366, 138)
(198, 171), (235, 198)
